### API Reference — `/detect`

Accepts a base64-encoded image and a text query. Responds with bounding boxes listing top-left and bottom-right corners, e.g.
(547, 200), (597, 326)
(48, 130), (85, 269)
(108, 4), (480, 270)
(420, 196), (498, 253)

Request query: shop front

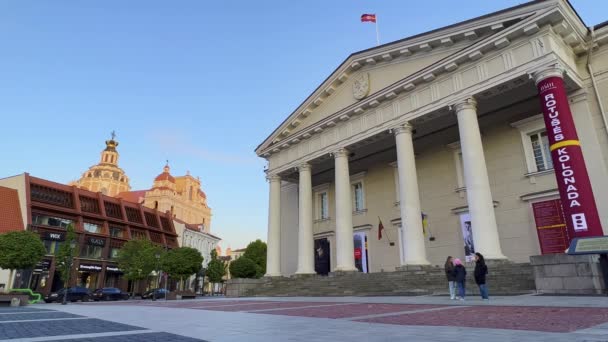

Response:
(78, 263), (103, 290)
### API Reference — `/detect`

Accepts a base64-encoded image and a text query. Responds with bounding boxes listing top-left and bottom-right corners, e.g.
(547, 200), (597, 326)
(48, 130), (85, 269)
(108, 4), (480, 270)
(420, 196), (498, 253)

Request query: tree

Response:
(243, 239), (267, 278)
(0, 231), (46, 290)
(206, 250), (226, 295)
(229, 257), (257, 279)
(161, 247), (203, 291)
(55, 224), (79, 286)
(115, 239), (163, 295)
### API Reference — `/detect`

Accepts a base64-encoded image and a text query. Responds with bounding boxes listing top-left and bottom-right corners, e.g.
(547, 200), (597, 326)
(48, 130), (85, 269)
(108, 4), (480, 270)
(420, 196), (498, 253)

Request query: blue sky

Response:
(0, 1), (603, 251)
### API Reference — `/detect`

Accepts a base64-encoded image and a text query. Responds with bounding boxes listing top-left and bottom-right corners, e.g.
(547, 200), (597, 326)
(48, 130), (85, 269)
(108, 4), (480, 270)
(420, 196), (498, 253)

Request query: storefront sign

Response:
(44, 232), (65, 241)
(537, 75), (603, 238)
(532, 199), (570, 254)
(33, 259), (51, 273)
(105, 266), (123, 273)
(87, 237), (106, 247)
(79, 264), (102, 272)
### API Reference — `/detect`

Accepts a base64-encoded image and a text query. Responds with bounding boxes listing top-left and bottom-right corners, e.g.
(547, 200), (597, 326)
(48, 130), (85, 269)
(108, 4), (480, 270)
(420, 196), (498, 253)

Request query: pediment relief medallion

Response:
(352, 72), (370, 100)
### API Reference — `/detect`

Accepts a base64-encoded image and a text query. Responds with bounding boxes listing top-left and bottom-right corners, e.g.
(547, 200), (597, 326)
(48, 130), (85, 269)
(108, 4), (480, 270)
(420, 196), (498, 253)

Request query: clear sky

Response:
(0, 1), (604, 251)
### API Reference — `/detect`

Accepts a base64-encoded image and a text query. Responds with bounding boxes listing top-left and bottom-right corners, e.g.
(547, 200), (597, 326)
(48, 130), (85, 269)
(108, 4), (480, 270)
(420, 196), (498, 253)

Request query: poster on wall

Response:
(532, 199), (570, 254)
(459, 213), (475, 262)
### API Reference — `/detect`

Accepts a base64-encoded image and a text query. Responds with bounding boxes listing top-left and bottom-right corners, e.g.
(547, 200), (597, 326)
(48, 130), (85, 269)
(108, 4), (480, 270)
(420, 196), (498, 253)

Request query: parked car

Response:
(141, 288), (169, 300)
(44, 287), (92, 303)
(92, 287), (130, 301)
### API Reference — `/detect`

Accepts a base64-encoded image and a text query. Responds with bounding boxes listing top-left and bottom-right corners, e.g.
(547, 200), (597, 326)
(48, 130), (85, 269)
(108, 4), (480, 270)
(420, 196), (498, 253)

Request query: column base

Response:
(334, 266), (358, 272)
(264, 273), (283, 278)
(292, 273), (316, 279)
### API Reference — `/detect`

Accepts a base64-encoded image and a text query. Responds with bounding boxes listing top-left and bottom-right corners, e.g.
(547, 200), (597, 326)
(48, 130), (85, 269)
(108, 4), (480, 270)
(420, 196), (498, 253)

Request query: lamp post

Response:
(153, 252), (160, 301)
(61, 239), (77, 305)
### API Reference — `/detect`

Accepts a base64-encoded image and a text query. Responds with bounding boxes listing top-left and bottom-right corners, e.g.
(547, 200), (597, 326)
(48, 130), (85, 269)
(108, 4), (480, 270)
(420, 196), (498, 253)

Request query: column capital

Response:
(393, 122), (414, 136)
(532, 64), (564, 85)
(453, 97), (477, 112)
(266, 174), (281, 182)
(297, 163), (312, 172)
(332, 148), (349, 159)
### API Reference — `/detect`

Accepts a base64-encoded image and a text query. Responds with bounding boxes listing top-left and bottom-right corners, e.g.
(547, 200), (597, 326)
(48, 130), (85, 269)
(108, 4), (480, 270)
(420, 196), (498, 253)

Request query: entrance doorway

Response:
(354, 232), (369, 273)
(314, 238), (330, 275)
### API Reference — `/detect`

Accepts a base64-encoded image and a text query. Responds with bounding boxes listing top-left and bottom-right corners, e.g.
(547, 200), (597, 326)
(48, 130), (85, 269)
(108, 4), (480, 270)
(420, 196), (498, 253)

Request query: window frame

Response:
(511, 114), (555, 175)
(313, 183), (330, 221)
(350, 172), (367, 214)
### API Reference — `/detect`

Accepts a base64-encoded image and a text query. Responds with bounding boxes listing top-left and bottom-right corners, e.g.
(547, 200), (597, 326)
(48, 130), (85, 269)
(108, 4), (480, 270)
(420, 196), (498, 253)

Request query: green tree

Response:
(115, 239), (163, 295)
(229, 257), (257, 279)
(243, 239), (267, 278)
(161, 247), (203, 291)
(0, 231), (46, 290)
(206, 250), (226, 295)
(55, 224), (79, 286)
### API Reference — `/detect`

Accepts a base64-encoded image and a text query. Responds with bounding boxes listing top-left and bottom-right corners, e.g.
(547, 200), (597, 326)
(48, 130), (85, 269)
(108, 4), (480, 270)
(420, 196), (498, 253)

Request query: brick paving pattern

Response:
(357, 305), (608, 333)
(0, 311), (81, 322)
(54, 332), (207, 341)
(240, 303), (446, 318)
(0, 318), (142, 339)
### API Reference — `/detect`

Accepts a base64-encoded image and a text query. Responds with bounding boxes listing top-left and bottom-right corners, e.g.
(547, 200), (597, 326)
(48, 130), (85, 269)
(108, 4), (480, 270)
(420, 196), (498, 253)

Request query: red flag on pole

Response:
(361, 14), (377, 23)
(378, 217), (384, 240)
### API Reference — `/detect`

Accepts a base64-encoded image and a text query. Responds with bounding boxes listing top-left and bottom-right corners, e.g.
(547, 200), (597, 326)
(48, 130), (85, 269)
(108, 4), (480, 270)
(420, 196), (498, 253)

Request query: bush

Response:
(229, 257), (258, 279)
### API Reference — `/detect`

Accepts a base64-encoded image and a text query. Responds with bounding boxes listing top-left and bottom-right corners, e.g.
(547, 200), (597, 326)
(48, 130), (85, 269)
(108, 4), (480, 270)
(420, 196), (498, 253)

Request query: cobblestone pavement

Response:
(0, 306), (206, 341)
(43, 295), (608, 341)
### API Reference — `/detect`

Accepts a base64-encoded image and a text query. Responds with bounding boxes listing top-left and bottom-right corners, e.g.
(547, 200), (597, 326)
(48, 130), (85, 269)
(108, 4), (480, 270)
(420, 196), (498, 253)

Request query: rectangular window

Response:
(32, 214), (74, 229)
(353, 182), (364, 212)
(43, 240), (62, 254)
(109, 226), (123, 238)
(529, 131), (553, 172)
(320, 192), (329, 220)
(80, 245), (103, 259)
(84, 222), (102, 234)
(110, 248), (120, 259)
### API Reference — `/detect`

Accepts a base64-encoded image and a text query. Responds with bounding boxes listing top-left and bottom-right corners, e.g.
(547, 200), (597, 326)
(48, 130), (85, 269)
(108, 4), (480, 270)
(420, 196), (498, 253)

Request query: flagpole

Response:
(375, 16), (380, 46)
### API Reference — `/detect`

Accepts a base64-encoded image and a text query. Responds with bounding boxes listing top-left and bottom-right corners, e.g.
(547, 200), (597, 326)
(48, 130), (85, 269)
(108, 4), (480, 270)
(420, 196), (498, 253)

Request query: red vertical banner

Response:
(536, 75), (603, 238)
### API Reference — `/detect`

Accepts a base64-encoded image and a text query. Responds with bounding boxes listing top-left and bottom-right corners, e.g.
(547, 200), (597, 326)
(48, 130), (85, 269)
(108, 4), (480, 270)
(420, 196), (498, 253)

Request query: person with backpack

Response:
(453, 258), (466, 301)
(474, 252), (489, 301)
(444, 256), (456, 300)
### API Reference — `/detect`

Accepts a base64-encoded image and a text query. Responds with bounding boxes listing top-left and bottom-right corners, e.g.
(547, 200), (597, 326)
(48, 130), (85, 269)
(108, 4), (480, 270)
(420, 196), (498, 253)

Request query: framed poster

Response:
(459, 213), (475, 262)
(532, 199), (570, 254)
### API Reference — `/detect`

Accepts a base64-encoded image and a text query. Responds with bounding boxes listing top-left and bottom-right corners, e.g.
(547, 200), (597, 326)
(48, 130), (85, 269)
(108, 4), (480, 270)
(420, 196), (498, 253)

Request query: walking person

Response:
(444, 256), (456, 300)
(453, 258), (466, 301)
(474, 252), (489, 301)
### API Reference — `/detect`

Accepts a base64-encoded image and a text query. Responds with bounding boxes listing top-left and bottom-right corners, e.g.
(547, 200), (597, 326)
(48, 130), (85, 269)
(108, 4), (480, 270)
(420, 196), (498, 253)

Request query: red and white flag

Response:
(361, 14), (377, 23)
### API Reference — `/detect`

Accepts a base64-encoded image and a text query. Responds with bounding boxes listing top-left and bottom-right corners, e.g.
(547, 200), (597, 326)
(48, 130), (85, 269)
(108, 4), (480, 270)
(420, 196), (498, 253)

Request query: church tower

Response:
(72, 132), (131, 197)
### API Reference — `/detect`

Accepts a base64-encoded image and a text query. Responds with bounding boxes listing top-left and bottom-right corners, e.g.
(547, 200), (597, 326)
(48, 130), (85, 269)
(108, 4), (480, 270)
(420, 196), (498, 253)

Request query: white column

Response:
(334, 148), (357, 272)
(265, 174), (282, 276)
(395, 123), (430, 265)
(295, 163), (315, 274)
(454, 97), (506, 259)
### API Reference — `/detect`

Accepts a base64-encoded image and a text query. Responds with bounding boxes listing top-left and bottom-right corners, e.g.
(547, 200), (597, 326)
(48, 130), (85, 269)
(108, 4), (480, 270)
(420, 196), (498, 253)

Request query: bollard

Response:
(10, 297), (20, 307)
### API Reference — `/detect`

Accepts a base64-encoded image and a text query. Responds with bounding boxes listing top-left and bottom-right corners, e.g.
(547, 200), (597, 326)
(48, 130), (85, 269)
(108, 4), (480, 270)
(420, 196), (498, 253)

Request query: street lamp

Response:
(153, 252), (161, 301)
(61, 239), (77, 305)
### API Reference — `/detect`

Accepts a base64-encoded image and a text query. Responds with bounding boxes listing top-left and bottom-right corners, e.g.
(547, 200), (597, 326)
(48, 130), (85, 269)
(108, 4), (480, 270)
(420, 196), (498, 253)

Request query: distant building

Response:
(71, 133), (130, 197)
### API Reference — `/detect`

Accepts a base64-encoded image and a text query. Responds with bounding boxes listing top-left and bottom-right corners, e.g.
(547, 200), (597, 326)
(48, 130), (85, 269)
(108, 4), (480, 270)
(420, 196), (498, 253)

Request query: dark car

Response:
(44, 287), (92, 303)
(141, 288), (169, 300)
(92, 287), (130, 301)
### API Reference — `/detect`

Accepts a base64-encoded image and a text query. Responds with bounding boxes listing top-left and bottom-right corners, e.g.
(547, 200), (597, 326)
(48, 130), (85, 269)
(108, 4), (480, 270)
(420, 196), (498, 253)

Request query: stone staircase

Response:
(226, 262), (536, 297)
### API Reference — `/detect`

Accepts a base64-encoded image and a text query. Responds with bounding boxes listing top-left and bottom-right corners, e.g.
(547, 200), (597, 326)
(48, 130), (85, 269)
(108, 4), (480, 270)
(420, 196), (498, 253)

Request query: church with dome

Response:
(72, 133), (212, 230)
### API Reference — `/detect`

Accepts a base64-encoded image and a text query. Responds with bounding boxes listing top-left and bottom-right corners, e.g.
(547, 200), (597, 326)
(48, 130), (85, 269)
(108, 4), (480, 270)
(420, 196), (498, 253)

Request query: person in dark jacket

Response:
(444, 256), (456, 300)
(453, 258), (466, 300)
(474, 252), (489, 300)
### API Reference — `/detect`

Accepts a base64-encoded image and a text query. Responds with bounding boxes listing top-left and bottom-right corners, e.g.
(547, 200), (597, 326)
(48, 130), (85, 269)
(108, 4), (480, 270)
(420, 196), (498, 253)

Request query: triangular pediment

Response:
(256, 0), (563, 155)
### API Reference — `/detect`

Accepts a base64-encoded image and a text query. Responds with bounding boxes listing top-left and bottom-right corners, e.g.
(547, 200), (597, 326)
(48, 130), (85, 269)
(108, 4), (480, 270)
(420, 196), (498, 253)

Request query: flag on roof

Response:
(361, 14), (377, 23)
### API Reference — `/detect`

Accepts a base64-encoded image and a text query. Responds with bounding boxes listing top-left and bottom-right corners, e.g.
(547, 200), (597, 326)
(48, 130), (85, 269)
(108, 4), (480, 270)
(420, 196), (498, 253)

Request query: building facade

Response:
(0, 173), (179, 295)
(71, 134), (131, 197)
(173, 219), (221, 293)
(256, 0), (608, 277)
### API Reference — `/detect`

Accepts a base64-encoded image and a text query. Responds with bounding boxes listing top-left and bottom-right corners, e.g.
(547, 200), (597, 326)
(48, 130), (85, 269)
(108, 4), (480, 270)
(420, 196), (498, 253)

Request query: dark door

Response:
(314, 238), (330, 275)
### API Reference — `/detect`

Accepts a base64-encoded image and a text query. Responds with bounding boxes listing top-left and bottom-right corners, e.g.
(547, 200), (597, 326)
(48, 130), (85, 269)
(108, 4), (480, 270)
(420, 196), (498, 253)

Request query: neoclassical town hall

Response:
(256, 0), (608, 277)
